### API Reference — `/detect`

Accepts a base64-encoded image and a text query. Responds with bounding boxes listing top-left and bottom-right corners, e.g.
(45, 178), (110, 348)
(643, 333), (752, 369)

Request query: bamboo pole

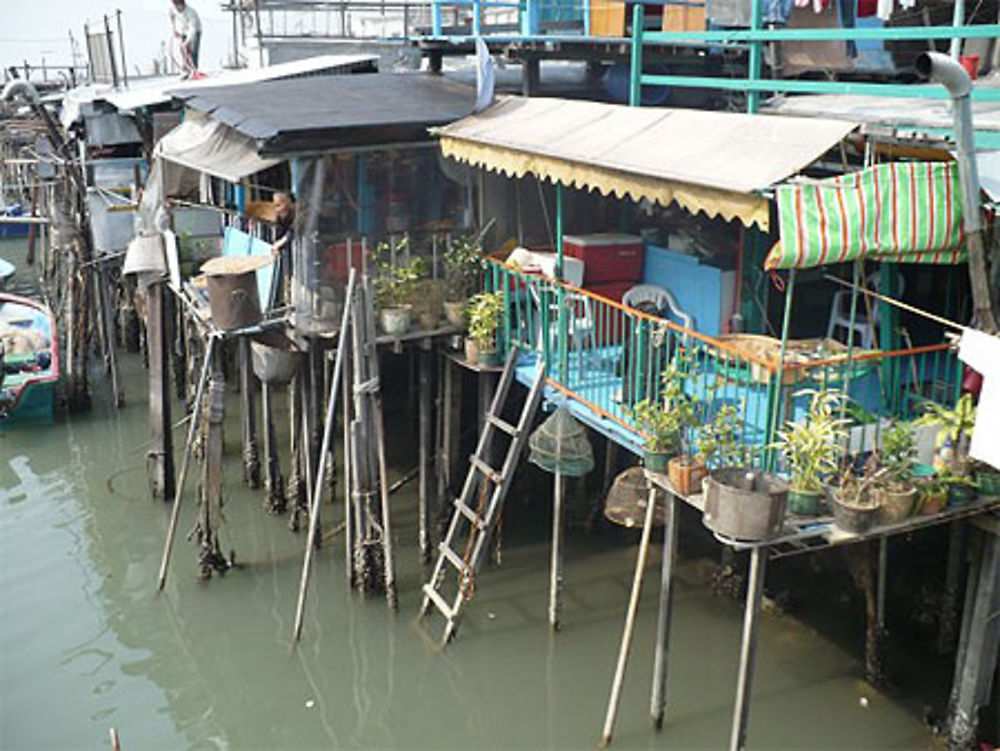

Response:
(600, 484), (658, 747)
(293, 271), (356, 643)
(156, 335), (216, 592)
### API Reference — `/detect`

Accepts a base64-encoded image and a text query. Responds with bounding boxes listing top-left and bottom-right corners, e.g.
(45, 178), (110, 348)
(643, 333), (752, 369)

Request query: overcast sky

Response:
(3, 0), (234, 77)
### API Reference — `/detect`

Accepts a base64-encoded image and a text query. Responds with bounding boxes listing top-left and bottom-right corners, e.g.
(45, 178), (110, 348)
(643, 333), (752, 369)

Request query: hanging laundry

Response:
(957, 327), (1000, 471)
(876, 0), (892, 21)
(763, 0), (795, 24)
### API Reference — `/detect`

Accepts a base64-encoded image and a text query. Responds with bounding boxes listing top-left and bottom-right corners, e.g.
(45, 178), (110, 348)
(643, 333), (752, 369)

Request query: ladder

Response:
(420, 347), (546, 645)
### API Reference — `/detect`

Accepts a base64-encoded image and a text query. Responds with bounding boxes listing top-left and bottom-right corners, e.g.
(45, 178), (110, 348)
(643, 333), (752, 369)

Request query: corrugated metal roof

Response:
(155, 112), (280, 183)
(436, 96), (857, 228)
(101, 54), (378, 112)
(763, 91), (1000, 135)
(176, 73), (476, 155)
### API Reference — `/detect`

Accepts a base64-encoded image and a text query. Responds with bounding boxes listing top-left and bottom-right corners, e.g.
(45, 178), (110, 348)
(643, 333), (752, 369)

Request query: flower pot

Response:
(976, 470), (1000, 497)
(668, 456), (708, 496)
(920, 490), (947, 516)
(948, 483), (977, 508)
(464, 336), (479, 364)
(873, 485), (917, 525)
(702, 469), (788, 541)
(419, 310), (439, 330)
(379, 305), (412, 336)
(828, 489), (879, 535)
(787, 488), (824, 516)
(444, 300), (467, 328)
(477, 348), (501, 367)
(643, 449), (672, 474)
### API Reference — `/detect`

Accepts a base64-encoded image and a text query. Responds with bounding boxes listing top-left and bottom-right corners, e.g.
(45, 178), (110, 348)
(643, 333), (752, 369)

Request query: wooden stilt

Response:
(938, 520), (966, 653)
(197, 372), (226, 580)
(418, 343), (433, 563)
(147, 282), (175, 500)
(287, 371), (305, 530)
(948, 523), (1000, 749)
(261, 381), (285, 514)
(157, 335), (215, 591)
(651, 493), (678, 729)
(729, 546), (768, 751)
(600, 484), (658, 747)
(549, 470), (565, 630)
(239, 338), (260, 489)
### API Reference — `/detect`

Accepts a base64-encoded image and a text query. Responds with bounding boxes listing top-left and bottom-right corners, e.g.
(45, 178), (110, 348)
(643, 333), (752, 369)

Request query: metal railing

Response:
(486, 257), (960, 464)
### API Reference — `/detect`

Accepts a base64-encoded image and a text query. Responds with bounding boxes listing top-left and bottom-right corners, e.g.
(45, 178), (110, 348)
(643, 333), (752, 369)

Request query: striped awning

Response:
(764, 161), (967, 270)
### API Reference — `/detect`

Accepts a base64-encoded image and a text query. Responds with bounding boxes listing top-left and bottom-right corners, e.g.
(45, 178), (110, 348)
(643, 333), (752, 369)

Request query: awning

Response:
(435, 97), (858, 229)
(764, 161), (967, 270)
(155, 112), (280, 183)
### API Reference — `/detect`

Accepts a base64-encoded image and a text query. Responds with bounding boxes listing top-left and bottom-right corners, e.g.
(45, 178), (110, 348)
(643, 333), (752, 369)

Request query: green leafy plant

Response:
(915, 393), (977, 476)
(771, 389), (849, 494)
(628, 349), (699, 456)
(443, 232), (484, 302)
(698, 400), (756, 469)
(466, 291), (504, 350)
(877, 421), (917, 491)
(372, 237), (427, 310)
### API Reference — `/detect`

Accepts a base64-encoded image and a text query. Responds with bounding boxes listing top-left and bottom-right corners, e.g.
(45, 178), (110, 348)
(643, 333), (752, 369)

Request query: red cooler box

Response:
(563, 233), (644, 285)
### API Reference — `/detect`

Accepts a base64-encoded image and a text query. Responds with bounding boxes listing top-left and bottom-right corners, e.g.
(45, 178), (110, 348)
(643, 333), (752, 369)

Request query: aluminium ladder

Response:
(420, 347), (546, 645)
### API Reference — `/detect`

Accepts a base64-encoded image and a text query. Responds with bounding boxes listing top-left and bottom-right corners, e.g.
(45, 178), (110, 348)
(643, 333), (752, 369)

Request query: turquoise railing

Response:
(628, 4), (1000, 115)
(486, 257), (960, 466)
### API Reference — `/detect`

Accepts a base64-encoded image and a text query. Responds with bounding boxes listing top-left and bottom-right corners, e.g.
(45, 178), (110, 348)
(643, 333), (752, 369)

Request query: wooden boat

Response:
(0, 293), (58, 425)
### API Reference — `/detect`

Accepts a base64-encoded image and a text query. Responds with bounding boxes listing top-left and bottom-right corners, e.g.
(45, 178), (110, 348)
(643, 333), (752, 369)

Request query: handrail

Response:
(488, 257), (780, 371)
(641, 24), (1000, 43)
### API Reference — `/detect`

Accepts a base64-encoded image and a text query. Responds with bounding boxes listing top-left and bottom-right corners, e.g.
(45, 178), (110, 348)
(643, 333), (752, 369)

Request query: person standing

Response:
(269, 192), (296, 308)
(170, 0), (202, 79)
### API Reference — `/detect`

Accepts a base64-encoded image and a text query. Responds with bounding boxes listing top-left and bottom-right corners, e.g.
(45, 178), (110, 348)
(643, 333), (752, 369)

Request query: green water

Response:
(0, 239), (935, 750)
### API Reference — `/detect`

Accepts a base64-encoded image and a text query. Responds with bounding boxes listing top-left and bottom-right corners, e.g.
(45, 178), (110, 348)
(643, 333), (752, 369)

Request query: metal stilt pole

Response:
(651, 493), (678, 729)
(729, 546), (768, 751)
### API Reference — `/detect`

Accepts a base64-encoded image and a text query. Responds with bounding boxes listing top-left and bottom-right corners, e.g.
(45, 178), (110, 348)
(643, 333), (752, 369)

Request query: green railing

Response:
(628, 5), (1000, 115)
(486, 258), (960, 466)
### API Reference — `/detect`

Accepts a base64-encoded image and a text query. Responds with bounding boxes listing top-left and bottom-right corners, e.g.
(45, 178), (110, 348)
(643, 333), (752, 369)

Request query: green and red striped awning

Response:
(764, 161), (967, 270)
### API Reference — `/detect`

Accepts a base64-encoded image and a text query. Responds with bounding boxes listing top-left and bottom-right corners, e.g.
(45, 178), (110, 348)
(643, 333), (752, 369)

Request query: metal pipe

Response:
(916, 51), (998, 333)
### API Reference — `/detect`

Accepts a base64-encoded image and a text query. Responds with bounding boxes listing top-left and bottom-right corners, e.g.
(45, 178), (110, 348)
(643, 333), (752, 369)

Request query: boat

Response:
(0, 258), (13, 290)
(0, 293), (58, 425)
(0, 205), (31, 239)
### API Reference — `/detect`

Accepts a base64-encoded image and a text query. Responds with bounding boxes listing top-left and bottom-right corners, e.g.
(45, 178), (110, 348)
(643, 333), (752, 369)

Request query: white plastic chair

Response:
(622, 284), (694, 332)
(826, 272), (904, 350)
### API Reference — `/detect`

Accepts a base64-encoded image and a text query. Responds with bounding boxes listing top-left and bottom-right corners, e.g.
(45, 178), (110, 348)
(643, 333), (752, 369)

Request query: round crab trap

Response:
(528, 407), (595, 477)
(604, 466), (668, 528)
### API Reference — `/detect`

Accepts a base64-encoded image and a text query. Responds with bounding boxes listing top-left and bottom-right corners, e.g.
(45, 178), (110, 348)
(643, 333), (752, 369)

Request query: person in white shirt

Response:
(170, 0), (202, 78)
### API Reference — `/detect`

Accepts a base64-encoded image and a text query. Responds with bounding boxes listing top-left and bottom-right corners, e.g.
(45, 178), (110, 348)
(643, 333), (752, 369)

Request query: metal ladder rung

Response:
(454, 499), (487, 531)
(438, 543), (471, 575)
(422, 583), (455, 619)
(470, 455), (502, 485)
(487, 413), (518, 436)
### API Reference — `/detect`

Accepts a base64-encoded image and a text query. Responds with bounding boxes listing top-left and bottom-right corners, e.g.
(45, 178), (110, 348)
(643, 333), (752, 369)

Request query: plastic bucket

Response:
(960, 55), (979, 80)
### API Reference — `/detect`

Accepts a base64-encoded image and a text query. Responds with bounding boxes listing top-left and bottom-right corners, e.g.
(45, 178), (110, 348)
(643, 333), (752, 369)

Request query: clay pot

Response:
(668, 456), (707, 496)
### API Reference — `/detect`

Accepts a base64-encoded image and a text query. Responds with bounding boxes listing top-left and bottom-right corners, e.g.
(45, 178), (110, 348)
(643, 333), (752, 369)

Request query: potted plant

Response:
(658, 351), (705, 495)
(373, 238), (425, 336)
(443, 232), (484, 328)
(699, 398), (788, 541)
(771, 389), (847, 516)
(872, 421), (918, 524)
(465, 290), (504, 366)
(916, 393), (976, 477)
(628, 397), (681, 473)
(917, 474), (949, 515)
(829, 456), (883, 534)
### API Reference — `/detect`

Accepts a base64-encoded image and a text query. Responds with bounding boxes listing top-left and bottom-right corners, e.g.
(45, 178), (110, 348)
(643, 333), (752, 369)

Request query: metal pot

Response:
(201, 256), (269, 331)
(250, 341), (301, 385)
(702, 469), (788, 541)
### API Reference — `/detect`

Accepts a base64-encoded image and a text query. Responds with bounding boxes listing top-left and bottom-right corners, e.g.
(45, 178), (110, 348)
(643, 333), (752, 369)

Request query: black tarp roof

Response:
(172, 72), (476, 156)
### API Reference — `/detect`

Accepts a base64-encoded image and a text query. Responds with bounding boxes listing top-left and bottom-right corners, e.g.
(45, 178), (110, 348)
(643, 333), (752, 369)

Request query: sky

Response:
(3, 0), (235, 78)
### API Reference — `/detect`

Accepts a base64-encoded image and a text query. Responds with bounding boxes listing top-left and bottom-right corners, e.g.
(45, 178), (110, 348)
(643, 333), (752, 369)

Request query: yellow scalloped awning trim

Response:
(440, 136), (770, 231)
